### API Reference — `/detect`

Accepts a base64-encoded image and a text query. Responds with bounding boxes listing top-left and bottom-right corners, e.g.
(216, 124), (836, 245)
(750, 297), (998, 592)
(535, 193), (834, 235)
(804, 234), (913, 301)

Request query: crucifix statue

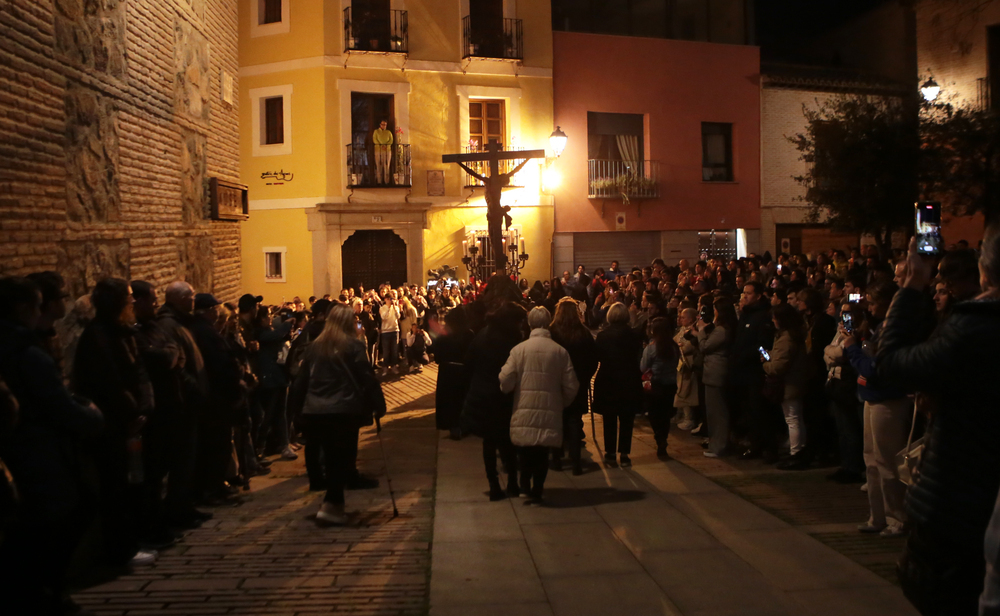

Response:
(443, 141), (545, 273)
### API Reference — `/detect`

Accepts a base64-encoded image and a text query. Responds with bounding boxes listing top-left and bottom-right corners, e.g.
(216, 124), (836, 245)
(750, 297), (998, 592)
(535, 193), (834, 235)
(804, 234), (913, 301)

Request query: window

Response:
(587, 112), (643, 161)
(251, 0), (289, 37)
(261, 0), (282, 25)
(264, 97), (284, 145)
(469, 99), (505, 149)
(989, 25), (1000, 111)
(250, 84), (292, 157)
(701, 122), (733, 182)
(812, 120), (840, 187)
(264, 248), (286, 283)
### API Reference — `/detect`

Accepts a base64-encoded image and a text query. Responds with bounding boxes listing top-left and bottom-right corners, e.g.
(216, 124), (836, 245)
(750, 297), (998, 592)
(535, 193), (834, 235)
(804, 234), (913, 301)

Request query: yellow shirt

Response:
(373, 128), (393, 146)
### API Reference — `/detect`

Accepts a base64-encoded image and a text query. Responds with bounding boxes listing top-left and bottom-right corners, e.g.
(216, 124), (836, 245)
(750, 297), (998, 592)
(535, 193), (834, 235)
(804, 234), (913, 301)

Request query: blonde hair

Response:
(606, 302), (629, 324)
(312, 304), (358, 358)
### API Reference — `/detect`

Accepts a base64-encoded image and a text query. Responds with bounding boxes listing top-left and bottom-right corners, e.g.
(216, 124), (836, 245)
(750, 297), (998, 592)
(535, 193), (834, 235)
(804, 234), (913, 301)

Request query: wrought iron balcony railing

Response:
(462, 16), (522, 60)
(462, 145), (528, 188)
(346, 143), (411, 188)
(588, 159), (660, 200)
(344, 7), (408, 54)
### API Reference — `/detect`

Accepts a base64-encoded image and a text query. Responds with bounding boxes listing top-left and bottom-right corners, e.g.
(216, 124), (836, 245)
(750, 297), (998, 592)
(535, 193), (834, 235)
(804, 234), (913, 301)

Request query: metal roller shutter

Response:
(572, 231), (661, 274)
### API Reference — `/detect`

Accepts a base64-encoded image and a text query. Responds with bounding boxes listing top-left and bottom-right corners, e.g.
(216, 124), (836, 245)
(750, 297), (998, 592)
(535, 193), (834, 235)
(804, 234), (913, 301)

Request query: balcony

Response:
(588, 159), (660, 201)
(344, 7), (408, 54)
(462, 145), (528, 188)
(346, 143), (411, 188)
(462, 16), (522, 60)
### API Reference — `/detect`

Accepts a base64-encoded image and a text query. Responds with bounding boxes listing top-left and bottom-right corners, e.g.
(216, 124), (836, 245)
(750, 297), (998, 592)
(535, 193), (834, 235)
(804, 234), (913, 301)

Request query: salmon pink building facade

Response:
(551, 31), (761, 271)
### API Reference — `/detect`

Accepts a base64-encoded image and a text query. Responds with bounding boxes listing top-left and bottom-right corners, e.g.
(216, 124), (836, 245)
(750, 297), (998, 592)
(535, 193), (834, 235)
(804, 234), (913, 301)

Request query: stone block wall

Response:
(0, 0), (241, 300)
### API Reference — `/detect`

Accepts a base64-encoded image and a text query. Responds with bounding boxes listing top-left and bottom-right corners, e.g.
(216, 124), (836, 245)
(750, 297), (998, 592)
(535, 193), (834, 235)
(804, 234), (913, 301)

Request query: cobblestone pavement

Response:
(640, 418), (906, 584)
(73, 366), (440, 616)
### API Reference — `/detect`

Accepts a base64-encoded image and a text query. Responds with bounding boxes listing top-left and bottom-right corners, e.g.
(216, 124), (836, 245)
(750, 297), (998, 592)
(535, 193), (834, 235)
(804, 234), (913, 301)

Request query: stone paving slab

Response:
(429, 412), (919, 616)
(73, 367), (440, 616)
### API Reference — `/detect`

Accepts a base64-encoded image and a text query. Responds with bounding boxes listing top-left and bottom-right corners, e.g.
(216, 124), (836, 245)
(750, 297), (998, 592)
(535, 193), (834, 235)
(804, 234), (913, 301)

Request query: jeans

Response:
(863, 398), (912, 527)
(602, 409), (635, 456)
(305, 414), (360, 505)
(518, 446), (550, 498)
(781, 398), (806, 455)
(704, 385), (731, 455)
(380, 332), (398, 367)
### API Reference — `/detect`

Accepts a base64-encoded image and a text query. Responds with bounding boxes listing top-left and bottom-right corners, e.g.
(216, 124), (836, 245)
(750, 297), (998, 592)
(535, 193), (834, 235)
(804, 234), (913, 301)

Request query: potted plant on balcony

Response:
(590, 172), (656, 206)
(393, 127), (406, 185)
(391, 35), (403, 51)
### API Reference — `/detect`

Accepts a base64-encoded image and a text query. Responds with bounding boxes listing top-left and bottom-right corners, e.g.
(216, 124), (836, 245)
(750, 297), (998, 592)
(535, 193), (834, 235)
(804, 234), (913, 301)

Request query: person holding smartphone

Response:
(761, 304), (809, 470)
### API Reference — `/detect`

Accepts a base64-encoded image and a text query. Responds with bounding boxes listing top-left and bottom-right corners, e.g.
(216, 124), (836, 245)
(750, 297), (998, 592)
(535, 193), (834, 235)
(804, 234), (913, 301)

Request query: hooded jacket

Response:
(499, 329), (578, 448)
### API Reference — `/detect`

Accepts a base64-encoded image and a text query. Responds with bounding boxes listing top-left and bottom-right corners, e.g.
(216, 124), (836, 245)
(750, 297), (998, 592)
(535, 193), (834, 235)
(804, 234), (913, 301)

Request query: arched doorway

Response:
(341, 229), (407, 291)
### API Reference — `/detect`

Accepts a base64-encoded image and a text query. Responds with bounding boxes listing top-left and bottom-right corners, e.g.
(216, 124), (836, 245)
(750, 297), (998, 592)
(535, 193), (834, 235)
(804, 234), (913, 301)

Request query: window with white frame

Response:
(250, 85), (293, 157)
(251, 0), (290, 37)
(264, 247), (287, 282)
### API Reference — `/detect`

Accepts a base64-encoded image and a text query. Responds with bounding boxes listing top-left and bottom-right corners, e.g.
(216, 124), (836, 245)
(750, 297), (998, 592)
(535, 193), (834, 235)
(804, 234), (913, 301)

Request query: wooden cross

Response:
(443, 141), (545, 273)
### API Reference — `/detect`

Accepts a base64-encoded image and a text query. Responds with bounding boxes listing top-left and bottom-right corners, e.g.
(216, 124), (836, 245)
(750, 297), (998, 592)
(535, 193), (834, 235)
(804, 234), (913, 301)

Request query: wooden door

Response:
(342, 230), (408, 291)
(470, 0), (504, 57)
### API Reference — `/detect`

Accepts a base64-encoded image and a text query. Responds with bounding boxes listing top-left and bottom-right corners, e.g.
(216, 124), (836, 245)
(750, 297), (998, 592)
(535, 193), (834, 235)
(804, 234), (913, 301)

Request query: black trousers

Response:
(552, 411), (584, 466)
(602, 409), (635, 456)
(164, 408), (198, 519)
(305, 414), (360, 505)
(94, 439), (140, 566)
(518, 446), (550, 497)
(646, 382), (676, 446)
(482, 434), (516, 485)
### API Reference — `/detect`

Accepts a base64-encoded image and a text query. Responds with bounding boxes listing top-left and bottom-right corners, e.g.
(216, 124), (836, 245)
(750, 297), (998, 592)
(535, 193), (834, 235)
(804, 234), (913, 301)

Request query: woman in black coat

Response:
(430, 307), (474, 439)
(549, 298), (598, 475)
(461, 302), (526, 500)
(592, 302), (644, 467)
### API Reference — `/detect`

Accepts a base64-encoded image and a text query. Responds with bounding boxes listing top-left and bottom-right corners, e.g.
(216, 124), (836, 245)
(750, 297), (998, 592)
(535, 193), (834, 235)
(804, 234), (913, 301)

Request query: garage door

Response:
(573, 231), (661, 274)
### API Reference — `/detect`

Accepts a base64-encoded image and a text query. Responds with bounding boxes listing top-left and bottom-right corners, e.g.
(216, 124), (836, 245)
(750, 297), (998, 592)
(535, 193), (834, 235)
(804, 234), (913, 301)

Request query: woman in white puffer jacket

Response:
(499, 307), (579, 504)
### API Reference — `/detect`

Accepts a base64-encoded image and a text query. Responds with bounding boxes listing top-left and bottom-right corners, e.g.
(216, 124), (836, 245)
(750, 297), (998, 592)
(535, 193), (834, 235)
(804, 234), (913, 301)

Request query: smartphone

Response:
(777, 264), (783, 273)
(915, 201), (944, 257)
(699, 304), (714, 323)
(848, 293), (861, 303)
(759, 346), (770, 362)
(841, 312), (854, 333)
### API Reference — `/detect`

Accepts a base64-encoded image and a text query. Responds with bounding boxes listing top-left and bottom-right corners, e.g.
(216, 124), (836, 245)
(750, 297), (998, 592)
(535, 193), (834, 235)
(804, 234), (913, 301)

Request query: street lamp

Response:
(549, 126), (568, 157)
(921, 75), (940, 103)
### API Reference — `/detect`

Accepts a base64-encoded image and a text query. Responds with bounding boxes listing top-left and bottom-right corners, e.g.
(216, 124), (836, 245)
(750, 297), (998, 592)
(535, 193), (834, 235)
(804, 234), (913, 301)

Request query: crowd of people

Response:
(0, 277), (392, 615)
(1, 230), (998, 616)
(427, 235), (1000, 616)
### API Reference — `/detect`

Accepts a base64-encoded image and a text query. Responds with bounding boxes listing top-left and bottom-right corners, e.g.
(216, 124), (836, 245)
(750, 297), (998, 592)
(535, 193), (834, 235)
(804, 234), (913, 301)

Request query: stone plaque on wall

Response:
(209, 178), (249, 221)
(65, 83), (121, 223)
(174, 18), (211, 123)
(181, 130), (208, 223)
(54, 0), (126, 78)
(177, 236), (214, 293)
(57, 240), (130, 300)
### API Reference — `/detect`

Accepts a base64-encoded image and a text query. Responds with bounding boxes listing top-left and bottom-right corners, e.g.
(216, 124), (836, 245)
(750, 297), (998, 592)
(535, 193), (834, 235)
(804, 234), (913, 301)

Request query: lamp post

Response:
(921, 75), (940, 103)
(549, 126), (568, 157)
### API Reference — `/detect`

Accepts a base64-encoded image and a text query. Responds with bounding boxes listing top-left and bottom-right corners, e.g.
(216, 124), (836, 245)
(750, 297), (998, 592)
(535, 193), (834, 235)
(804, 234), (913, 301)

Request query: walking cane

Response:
(374, 416), (399, 518)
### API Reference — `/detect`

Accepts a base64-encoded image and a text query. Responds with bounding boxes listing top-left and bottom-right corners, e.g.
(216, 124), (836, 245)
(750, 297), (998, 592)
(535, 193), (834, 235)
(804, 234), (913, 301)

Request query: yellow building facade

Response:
(238, 0), (554, 300)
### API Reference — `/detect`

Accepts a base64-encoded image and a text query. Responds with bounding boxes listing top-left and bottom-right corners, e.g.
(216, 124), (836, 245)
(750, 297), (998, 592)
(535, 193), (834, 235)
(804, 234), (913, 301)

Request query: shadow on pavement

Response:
(537, 487), (646, 509)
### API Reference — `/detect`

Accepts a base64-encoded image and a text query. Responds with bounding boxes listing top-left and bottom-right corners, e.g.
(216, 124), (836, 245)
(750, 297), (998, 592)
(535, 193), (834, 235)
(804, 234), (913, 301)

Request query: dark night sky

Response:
(755, 0), (893, 62)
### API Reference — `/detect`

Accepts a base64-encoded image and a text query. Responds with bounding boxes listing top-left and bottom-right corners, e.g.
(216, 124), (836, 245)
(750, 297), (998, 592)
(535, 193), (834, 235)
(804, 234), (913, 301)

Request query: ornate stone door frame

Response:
(308, 204), (426, 294)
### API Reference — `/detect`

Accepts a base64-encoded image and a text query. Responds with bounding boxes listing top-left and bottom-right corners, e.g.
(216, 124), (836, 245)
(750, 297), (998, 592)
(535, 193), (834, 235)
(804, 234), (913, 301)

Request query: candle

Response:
(462, 240), (468, 257)
(519, 238), (525, 253)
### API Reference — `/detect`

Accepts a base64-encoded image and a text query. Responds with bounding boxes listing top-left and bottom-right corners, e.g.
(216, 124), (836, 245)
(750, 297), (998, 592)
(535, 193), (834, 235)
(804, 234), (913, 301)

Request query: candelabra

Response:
(461, 229), (529, 282)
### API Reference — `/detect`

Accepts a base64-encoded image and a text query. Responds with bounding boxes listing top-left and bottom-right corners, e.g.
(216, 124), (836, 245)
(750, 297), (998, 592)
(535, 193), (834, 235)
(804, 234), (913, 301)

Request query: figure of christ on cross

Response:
(442, 141), (546, 272)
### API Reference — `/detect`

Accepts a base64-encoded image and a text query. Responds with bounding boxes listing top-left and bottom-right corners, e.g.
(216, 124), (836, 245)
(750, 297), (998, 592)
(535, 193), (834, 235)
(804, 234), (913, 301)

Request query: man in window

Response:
(373, 120), (393, 184)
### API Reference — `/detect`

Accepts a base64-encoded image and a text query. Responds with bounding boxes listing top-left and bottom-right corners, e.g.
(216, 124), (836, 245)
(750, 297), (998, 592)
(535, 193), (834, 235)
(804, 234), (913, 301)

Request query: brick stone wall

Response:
(0, 0), (241, 300)
(916, 0), (1000, 106)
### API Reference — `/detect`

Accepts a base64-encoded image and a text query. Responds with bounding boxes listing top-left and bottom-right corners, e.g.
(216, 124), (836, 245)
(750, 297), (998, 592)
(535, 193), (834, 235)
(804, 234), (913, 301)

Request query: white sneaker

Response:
(281, 447), (298, 460)
(130, 549), (157, 566)
(880, 524), (906, 538)
(316, 506), (347, 526)
(677, 420), (695, 431)
(703, 452), (719, 458)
